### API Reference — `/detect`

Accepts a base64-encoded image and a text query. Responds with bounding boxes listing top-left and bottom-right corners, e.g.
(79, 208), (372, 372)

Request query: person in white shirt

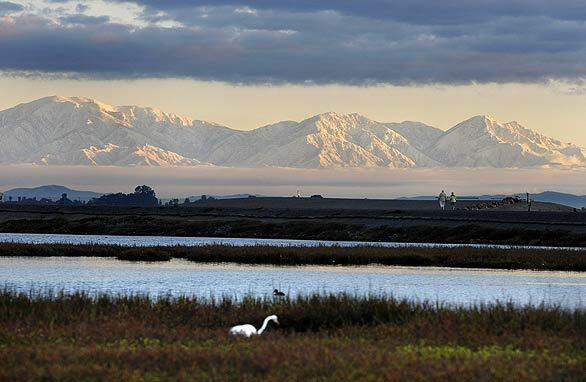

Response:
(438, 190), (447, 210)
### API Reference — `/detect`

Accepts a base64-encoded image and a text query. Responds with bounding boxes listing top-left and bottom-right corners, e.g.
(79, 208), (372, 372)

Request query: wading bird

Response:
(229, 315), (279, 338)
(273, 289), (286, 296)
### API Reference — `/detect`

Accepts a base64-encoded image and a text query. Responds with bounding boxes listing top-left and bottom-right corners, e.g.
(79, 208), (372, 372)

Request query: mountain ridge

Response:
(0, 96), (584, 168)
(2, 185), (103, 202)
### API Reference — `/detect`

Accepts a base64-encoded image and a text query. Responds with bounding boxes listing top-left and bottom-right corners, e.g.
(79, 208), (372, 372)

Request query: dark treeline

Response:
(1, 242), (584, 271)
(88, 185), (158, 206)
(0, 193), (83, 205)
(0, 185), (160, 207)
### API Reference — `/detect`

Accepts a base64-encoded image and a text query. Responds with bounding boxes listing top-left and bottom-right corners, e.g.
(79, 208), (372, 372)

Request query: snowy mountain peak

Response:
(428, 115), (586, 167)
(475, 114), (498, 123)
(34, 95), (195, 127)
(31, 95), (119, 114)
(305, 112), (361, 124)
(448, 114), (499, 132)
(0, 96), (584, 168)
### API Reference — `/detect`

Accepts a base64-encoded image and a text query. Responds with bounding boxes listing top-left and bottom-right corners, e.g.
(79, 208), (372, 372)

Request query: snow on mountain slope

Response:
(39, 144), (205, 166)
(0, 96), (584, 168)
(384, 121), (443, 151)
(426, 115), (586, 168)
(204, 112), (440, 168)
(0, 97), (440, 168)
(0, 96), (229, 166)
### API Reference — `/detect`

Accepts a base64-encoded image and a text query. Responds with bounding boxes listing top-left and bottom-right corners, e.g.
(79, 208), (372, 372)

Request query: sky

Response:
(0, 0), (585, 143)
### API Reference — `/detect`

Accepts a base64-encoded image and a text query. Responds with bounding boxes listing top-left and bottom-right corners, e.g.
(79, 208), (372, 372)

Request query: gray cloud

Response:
(130, 0), (586, 24)
(76, 4), (89, 13)
(0, 1), (584, 84)
(0, 1), (22, 14)
(60, 14), (110, 25)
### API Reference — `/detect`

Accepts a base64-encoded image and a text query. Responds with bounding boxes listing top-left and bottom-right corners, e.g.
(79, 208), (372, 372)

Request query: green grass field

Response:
(0, 291), (584, 381)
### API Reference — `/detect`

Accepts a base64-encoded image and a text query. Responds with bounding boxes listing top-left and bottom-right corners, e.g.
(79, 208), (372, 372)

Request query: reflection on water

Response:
(0, 232), (584, 251)
(0, 257), (583, 309)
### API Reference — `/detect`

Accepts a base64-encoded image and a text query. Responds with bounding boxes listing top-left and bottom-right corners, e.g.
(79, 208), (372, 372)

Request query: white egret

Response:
(229, 315), (279, 337)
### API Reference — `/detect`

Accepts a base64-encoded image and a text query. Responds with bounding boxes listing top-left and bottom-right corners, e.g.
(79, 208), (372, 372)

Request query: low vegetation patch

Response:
(116, 247), (172, 262)
(0, 242), (585, 271)
(0, 291), (583, 381)
(2, 215), (585, 247)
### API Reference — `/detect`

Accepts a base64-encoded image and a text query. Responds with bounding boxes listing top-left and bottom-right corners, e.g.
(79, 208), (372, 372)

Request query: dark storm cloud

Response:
(0, 1), (585, 84)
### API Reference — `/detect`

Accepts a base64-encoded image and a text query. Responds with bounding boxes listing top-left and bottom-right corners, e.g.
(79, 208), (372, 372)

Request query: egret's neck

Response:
(257, 317), (271, 335)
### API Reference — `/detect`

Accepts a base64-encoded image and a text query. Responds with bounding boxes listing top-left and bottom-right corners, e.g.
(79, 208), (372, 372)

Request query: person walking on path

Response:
(438, 190), (447, 210)
(449, 192), (457, 210)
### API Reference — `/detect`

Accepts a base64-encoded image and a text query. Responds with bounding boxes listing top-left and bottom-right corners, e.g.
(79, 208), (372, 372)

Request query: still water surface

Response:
(1, 257), (583, 309)
(0, 232), (584, 251)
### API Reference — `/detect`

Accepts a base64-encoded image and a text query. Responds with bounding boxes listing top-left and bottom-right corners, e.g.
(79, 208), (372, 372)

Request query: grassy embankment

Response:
(0, 242), (585, 271)
(0, 290), (583, 381)
(2, 216), (586, 247)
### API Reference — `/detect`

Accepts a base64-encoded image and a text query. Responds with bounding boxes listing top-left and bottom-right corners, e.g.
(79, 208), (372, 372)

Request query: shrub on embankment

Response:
(2, 215), (586, 247)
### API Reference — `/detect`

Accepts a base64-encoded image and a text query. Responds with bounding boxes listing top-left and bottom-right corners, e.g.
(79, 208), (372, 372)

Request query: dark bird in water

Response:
(273, 289), (286, 296)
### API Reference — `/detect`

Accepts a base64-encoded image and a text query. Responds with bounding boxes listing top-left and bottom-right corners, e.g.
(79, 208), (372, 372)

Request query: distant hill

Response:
(516, 191), (586, 209)
(184, 194), (263, 202)
(399, 191), (586, 208)
(2, 185), (103, 202)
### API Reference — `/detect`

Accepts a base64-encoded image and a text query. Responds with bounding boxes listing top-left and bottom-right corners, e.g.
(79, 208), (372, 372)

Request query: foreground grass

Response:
(0, 242), (585, 271)
(0, 291), (584, 381)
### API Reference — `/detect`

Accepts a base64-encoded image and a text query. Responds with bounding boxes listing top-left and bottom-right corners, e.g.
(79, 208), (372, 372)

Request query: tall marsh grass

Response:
(1, 290), (584, 381)
(0, 242), (584, 270)
(1, 289), (583, 332)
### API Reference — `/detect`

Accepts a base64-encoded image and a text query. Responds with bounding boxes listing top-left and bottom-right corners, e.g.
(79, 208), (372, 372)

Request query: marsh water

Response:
(1, 232), (585, 251)
(0, 233), (584, 308)
(1, 257), (584, 308)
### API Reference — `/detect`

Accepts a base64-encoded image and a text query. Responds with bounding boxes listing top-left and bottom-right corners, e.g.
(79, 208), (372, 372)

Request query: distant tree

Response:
(56, 193), (74, 205)
(88, 186), (158, 207)
(165, 198), (180, 206)
(134, 185), (156, 197)
(183, 198), (191, 204)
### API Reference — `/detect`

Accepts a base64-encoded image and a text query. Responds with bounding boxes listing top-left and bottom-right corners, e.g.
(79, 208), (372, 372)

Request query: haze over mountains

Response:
(0, 96), (584, 169)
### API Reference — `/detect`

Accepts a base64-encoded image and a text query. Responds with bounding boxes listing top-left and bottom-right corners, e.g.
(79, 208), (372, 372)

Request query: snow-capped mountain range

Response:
(0, 96), (584, 168)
